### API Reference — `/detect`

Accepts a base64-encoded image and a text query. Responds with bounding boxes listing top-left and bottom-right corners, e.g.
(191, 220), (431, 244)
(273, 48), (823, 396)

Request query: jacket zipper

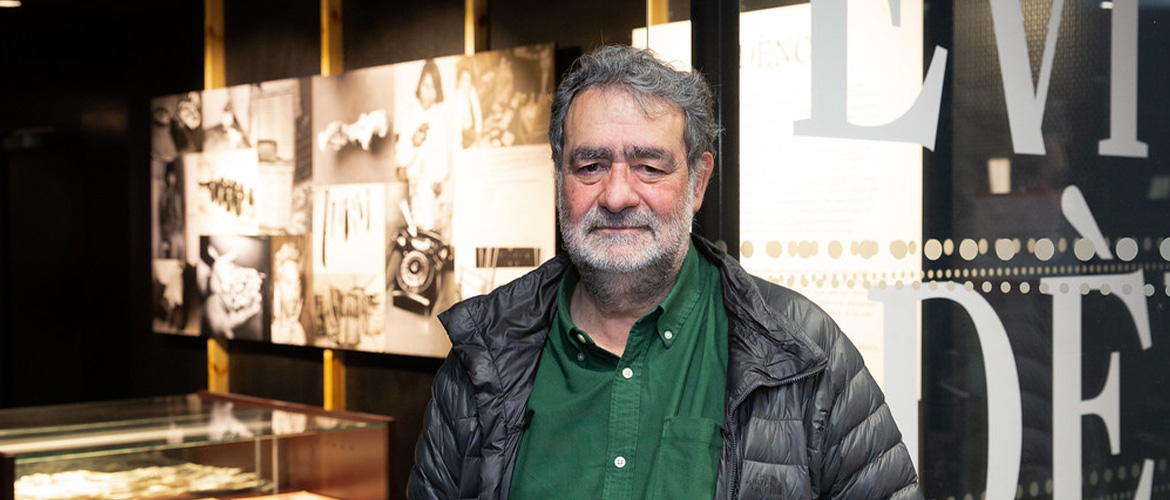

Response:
(726, 366), (826, 500)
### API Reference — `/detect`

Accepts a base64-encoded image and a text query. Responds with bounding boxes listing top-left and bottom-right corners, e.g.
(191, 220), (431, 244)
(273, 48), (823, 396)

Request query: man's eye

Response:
(635, 164), (666, 178)
(576, 163), (605, 177)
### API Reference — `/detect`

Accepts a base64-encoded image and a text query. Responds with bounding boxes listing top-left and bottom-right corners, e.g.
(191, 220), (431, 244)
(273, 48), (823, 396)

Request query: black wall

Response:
(0, 0), (208, 408)
(0, 0), (644, 496)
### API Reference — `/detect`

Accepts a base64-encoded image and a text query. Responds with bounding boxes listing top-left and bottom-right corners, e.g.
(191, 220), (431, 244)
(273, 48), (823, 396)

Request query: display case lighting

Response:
(0, 1), (20, 7)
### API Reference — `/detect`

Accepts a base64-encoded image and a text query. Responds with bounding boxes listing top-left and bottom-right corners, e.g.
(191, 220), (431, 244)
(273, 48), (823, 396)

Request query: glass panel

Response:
(729, 1), (1170, 499)
(633, 2), (1170, 496)
(734, 0), (926, 430)
(924, 2), (1170, 500)
(0, 394), (382, 460)
(0, 393), (390, 500)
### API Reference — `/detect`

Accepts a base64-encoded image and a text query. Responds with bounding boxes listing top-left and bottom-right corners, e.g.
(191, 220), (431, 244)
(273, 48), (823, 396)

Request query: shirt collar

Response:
(556, 241), (706, 351)
(555, 265), (593, 352)
(652, 241), (705, 349)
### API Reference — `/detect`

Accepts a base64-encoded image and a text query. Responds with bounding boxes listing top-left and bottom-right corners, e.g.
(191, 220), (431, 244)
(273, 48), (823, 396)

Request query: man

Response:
(408, 45), (921, 499)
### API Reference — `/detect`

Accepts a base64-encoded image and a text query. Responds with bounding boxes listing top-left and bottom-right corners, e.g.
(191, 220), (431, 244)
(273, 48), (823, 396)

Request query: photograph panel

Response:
(147, 44), (555, 357)
(392, 57), (458, 241)
(270, 234), (313, 346)
(152, 91), (204, 161)
(152, 154), (190, 261)
(310, 183), (387, 351)
(463, 44), (553, 149)
(151, 258), (201, 336)
(203, 85), (255, 153)
(250, 78), (312, 235)
(311, 66), (397, 185)
(451, 144), (554, 301)
(198, 235), (272, 342)
(189, 149), (261, 236)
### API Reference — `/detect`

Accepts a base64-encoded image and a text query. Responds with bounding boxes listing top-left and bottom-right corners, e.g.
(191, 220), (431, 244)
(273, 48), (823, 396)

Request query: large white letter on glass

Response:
(987, 0), (1066, 155)
(1042, 272), (1151, 499)
(794, 0), (947, 150)
(868, 282), (1020, 498)
(1098, 0), (1147, 157)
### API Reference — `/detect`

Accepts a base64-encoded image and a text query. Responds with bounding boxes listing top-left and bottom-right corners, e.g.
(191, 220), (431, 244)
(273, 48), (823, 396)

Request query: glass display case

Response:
(0, 391), (394, 500)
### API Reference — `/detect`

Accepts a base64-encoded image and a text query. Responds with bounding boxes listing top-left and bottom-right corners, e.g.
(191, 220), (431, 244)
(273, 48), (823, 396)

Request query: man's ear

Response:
(692, 152), (715, 213)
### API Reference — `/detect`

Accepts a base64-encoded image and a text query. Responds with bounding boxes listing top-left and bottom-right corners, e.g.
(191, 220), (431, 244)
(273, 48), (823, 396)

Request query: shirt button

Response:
(664, 330), (674, 340)
(614, 456), (627, 468)
(576, 333), (586, 344)
(577, 352), (585, 362)
(621, 367), (634, 379)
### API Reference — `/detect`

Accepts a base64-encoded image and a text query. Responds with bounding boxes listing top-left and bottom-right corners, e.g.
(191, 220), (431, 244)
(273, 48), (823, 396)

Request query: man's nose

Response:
(599, 165), (640, 213)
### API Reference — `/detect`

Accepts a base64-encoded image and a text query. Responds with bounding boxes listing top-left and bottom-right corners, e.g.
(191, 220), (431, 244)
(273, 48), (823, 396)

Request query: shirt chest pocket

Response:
(647, 416), (723, 500)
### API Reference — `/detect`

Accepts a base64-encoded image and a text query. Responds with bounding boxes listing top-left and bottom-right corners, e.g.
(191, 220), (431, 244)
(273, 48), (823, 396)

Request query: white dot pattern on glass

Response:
(736, 236), (1170, 296)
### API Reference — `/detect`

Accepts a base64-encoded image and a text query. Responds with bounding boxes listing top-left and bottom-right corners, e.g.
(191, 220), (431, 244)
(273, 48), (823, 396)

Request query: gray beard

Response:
(571, 242), (684, 312)
(557, 179), (697, 313)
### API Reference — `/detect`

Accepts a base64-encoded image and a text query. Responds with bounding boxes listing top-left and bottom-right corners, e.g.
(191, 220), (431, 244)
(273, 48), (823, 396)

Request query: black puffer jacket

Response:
(408, 236), (922, 499)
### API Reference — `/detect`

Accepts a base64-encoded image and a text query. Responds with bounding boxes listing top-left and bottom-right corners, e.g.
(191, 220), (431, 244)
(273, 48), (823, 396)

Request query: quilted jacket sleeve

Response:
(407, 356), (482, 500)
(799, 300), (922, 500)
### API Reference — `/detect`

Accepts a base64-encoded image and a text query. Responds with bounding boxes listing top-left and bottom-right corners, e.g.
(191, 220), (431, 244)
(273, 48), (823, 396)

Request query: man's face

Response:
(558, 87), (712, 273)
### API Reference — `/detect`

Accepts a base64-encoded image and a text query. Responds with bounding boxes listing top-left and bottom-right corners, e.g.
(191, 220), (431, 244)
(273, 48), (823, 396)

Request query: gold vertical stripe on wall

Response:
(207, 339), (230, 393)
(647, 0), (669, 25)
(204, 0), (225, 90)
(465, 0), (487, 55)
(321, 0), (346, 411)
(323, 349), (347, 410)
(205, 0), (228, 393)
(321, 0), (343, 76)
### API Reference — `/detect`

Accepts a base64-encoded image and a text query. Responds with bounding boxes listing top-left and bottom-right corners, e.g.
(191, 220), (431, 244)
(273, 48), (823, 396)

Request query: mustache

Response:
(581, 207), (659, 233)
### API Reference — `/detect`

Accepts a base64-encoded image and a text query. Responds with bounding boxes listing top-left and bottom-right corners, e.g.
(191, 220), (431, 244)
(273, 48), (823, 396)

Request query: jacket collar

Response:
(690, 236), (828, 404)
(441, 235), (828, 420)
(440, 252), (569, 408)
(440, 236), (829, 499)
(438, 254), (571, 499)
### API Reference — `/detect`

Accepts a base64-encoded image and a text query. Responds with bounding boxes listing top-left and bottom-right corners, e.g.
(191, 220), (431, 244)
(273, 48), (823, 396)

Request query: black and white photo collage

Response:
(150, 44), (556, 358)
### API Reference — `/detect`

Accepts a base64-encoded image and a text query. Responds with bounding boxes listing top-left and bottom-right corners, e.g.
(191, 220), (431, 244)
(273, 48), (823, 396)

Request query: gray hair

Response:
(548, 45), (719, 181)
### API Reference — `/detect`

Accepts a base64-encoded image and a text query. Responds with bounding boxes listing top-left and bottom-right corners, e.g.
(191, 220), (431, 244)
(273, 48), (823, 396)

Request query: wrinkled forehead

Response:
(564, 86), (685, 144)
(571, 84), (679, 120)
(562, 86), (687, 165)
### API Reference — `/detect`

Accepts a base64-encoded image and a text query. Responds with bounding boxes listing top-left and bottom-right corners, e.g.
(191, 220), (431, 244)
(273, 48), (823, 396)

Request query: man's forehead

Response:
(565, 87), (685, 144)
(570, 86), (681, 119)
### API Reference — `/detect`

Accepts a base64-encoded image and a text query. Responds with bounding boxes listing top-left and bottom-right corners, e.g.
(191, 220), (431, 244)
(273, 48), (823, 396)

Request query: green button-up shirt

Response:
(510, 242), (729, 500)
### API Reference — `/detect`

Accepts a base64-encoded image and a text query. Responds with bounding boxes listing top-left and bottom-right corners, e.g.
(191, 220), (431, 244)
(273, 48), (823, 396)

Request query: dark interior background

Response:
(0, 0), (644, 495)
(6, 1), (1167, 499)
